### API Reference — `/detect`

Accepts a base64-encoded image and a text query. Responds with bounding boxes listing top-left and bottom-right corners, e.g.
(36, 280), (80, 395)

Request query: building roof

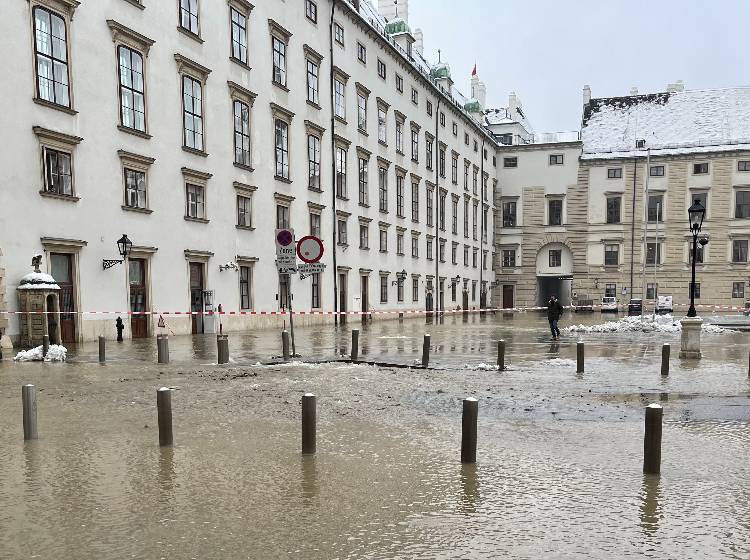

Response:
(483, 107), (532, 132)
(581, 87), (750, 159)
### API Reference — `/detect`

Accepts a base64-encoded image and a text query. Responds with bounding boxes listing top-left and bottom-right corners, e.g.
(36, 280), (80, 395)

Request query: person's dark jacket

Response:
(547, 299), (564, 321)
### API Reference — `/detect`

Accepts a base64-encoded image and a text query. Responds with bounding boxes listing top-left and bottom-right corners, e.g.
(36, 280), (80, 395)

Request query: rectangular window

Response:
(380, 276), (388, 303)
(378, 167), (388, 212)
(124, 168), (146, 209)
(452, 122), (458, 136)
(464, 199), (470, 236)
(179, 0), (199, 34)
(396, 120), (403, 152)
(359, 224), (369, 249)
(732, 281), (745, 298)
(239, 265), (252, 310)
(548, 199), (563, 226)
(118, 46), (145, 132)
(733, 240), (748, 262)
(502, 249), (516, 268)
(397, 233), (404, 256)
(690, 243), (704, 264)
(337, 219), (347, 245)
(396, 175), (405, 217)
(647, 194), (663, 222)
(395, 74), (403, 92)
(43, 147), (72, 196)
(377, 59), (386, 79)
(276, 204), (289, 229)
(411, 236), (419, 257)
(357, 42), (366, 63)
(471, 247), (477, 268)
(358, 157), (368, 205)
(334, 79), (346, 119)
(735, 191), (750, 218)
(440, 112), (445, 127)
(335, 146), (347, 198)
(739, 161), (750, 172)
(272, 36), (286, 86)
(426, 100), (432, 116)
(378, 106), (387, 143)
(439, 191), (446, 230)
(693, 163), (709, 174)
(472, 202), (478, 239)
(182, 76), (203, 151)
(503, 157), (517, 168)
(412, 278), (419, 302)
(692, 192), (708, 215)
(650, 165), (665, 177)
(451, 155), (458, 183)
(33, 6), (70, 107)
(451, 244), (457, 265)
(464, 246), (469, 266)
(305, 0), (318, 23)
(411, 129), (419, 162)
(233, 100), (251, 166)
(472, 168), (478, 194)
(464, 162), (470, 190)
(411, 88), (418, 104)
(452, 199), (458, 234)
(607, 168), (622, 179)
(230, 8), (247, 64)
(646, 283), (658, 300)
(411, 181), (419, 221)
(334, 22), (344, 45)
(439, 147), (446, 177)
(549, 154), (564, 165)
(306, 60), (319, 104)
(605, 284), (616, 298)
(549, 249), (562, 267)
(279, 274), (290, 309)
(379, 229), (387, 252)
(426, 138), (433, 170)
(606, 197), (621, 224)
(311, 272), (321, 308)
(275, 120), (289, 179)
(309, 212), (321, 237)
(426, 190), (433, 227)
(690, 282), (701, 299)
(646, 242), (661, 265)
(308, 134), (321, 190)
(237, 194), (252, 227)
(604, 244), (619, 266)
(185, 183), (205, 219)
(440, 240), (446, 263)
(357, 93), (367, 131)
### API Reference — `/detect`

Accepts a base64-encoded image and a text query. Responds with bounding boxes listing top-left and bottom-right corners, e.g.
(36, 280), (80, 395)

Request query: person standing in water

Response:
(547, 295), (563, 340)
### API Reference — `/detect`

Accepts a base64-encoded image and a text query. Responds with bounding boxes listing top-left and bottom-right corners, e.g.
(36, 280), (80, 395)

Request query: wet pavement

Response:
(1, 312), (749, 559)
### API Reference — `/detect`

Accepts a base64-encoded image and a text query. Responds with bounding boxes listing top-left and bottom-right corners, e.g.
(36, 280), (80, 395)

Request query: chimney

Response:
(629, 86), (639, 96)
(471, 75), (487, 110)
(413, 28), (423, 54)
(583, 84), (591, 106)
(378, 0), (409, 22)
(508, 91), (520, 113)
(666, 80), (685, 92)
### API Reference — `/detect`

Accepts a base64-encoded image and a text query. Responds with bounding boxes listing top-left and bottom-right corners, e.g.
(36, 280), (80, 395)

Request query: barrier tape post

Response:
(351, 329), (359, 362)
(661, 343), (670, 376)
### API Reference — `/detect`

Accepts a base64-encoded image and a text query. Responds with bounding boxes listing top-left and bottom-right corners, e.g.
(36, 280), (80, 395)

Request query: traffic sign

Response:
(297, 262), (326, 279)
(276, 228), (294, 248)
(276, 228), (297, 272)
(296, 236), (324, 263)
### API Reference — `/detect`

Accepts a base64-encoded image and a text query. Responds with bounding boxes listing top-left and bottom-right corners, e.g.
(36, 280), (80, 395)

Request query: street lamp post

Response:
(686, 199), (706, 318)
(680, 200), (707, 359)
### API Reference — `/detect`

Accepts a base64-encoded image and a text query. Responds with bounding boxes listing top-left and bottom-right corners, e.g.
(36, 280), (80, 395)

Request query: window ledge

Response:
(334, 115), (347, 125)
(233, 162), (254, 172)
(182, 146), (208, 158)
(177, 26), (204, 43)
(412, 255), (419, 259)
(359, 202), (370, 208)
(337, 243), (349, 247)
(275, 176), (292, 184)
(412, 158), (419, 164)
(359, 246), (370, 251)
(379, 209), (389, 215)
(121, 0), (145, 9)
(396, 150), (405, 156)
(236, 224), (256, 231)
(33, 97), (78, 115)
(39, 190), (79, 202)
(184, 216), (210, 224)
(308, 186), (323, 193)
(121, 205), (152, 214)
(306, 100), (321, 110)
(378, 140), (388, 147)
(118, 125), (152, 139)
(358, 128), (369, 136)
(336, 195), (349, 201)
(229, 57), (252, 72)
(379, 250), (388, 254)
(273, 81), (290, 93)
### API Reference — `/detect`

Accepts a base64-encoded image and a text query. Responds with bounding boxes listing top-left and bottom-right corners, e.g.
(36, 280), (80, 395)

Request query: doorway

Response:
(189, 262), (204, 334)
(339, 272), (348, 324)
(50, 253), (76, 343)
(537, 276), (572, 307)
(502, 285), (514, 308)
(360, 275), (369, 322)
(129, 258), (148, 338)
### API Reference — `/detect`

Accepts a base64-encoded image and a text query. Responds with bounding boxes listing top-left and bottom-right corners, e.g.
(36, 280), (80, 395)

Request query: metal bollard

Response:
(22, 384), (38, 440)
(351, 329), (359, 361)
(98, 336), (106, 363)
(302, 393), (317, 454)
(497, 339), (506, 371)
(217, 334), (229, 364)
(461, 397), (478, 463)
(422, 334), (431, 367)
(157, 334), (169, 364)
(576, 341), (584, 373)
(282, 330), (291, 361)
(42, 335), (50, 358)
(661, 343), (670, 376)
(643, 403), (663, 474)
(157, 387), (173, 447)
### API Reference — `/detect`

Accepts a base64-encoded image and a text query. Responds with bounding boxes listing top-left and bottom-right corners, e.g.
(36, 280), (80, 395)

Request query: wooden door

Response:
(129, 258), (148, 338)
(189, 262), (204, 334)
(50, 253), (76, 343)
(339, 273), (347, 324)
(360, 275), (368, 319)
(503, 285), (514, 308)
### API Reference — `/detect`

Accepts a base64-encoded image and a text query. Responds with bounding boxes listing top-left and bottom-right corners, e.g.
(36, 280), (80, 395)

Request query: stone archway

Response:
(535, 238), (574, 307)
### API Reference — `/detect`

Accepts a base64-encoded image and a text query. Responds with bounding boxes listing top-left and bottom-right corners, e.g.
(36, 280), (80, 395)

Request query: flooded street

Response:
(1, 312), (749, 559)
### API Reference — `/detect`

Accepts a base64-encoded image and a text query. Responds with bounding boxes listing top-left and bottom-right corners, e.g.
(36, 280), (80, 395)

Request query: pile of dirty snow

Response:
(14, 344), (67, 362)
(562, 315), (729, 334)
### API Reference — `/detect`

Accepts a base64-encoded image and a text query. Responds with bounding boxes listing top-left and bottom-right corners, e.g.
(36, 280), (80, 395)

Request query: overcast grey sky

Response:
(410, 0), (748, 133)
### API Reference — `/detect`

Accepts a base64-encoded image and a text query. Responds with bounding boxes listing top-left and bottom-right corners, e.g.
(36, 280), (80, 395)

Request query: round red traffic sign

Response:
(276, 229), (294, 246)
(296, 236), (324, 263)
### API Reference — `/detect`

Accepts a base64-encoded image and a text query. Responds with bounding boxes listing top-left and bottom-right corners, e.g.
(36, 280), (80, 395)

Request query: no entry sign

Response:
(296, 236), (324, 263)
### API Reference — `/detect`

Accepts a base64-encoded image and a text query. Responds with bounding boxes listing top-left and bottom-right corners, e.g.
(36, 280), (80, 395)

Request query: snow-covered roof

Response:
(581, 87), (750, 159)
(18, 271), (60, 291)
(483, 107), (533, 133)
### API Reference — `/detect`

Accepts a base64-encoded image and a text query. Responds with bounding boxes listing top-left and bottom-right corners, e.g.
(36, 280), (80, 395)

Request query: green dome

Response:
(464, 99), (481, 113)
(385, 18), (410, 35)
(430, 63), (451, 80)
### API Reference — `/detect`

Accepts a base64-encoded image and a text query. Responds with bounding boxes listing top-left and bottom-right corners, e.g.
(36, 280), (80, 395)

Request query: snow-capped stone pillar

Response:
(17, 255), (61, 348)
(679, 317), (702, 359)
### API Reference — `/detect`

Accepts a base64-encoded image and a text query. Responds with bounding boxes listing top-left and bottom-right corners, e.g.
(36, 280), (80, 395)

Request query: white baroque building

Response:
(0, 0), (498, 345)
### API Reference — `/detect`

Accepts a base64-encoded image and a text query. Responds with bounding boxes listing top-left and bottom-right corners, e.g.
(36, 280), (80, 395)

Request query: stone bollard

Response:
(217, 334), (229, 364)
(422, 334), (431, 368)
(22, 384), (38, 440)
(42, 335), (50, 358)
(461, 397), (478, 463)
(661, 343), (670, 376)
(643, 403), (663, 475)
(99, 336), (106, 363)
(351, 329), (359, 361)
(157, 334), (169, 364)
(497, 339), (506, 371)
(576, 341), (584, 373)
(398, 312), (404, 322)
(157, 387), (173, 447)
(282, 330), (291, 361)
(302, 393), (316, 454)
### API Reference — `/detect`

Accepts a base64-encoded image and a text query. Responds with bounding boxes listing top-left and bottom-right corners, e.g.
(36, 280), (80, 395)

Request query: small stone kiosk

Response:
(17, 255), (61, 348)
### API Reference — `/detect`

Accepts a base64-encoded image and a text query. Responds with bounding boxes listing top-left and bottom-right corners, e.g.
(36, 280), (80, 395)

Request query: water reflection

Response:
(158, 447), (176, 504)
(300, 455), (318, 502)
(458, 463), (479, 515)
(639, 474), (662, 536)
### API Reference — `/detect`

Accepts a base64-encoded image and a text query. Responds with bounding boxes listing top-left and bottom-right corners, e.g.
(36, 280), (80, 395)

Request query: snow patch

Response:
(562, 314), (730, 334)
(538, 358), (576, 368)
(466, 363), (500, 371)
(14, 344), (67, 362)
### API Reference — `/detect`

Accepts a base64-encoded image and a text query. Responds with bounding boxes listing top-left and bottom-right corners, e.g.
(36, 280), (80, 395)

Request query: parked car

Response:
(601, 296), (618, 313)
(656, 295), (673, 314)
(628, 298), (643, 316)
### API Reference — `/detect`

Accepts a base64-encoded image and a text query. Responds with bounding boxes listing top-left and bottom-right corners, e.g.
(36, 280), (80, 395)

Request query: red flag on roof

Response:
(471, 63), (477, 77)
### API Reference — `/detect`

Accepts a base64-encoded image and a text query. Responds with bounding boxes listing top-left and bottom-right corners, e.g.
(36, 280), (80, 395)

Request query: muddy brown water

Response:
(1, 313), (749, 558)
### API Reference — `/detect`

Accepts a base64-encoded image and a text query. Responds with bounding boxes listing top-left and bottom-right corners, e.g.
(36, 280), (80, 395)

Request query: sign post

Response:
(276, 229), (297, 356)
